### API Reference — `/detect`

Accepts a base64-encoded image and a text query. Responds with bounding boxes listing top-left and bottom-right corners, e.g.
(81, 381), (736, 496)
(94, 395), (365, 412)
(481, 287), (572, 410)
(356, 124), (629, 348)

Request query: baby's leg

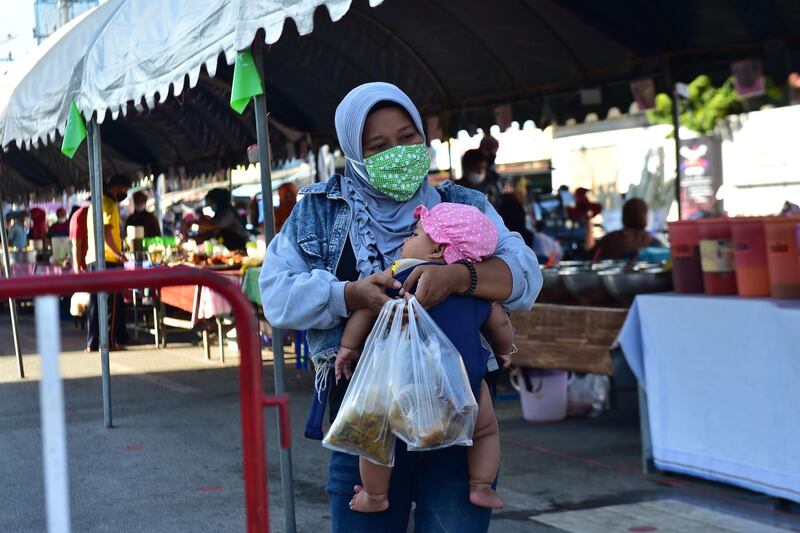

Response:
(350, 458), (392, 513)
(467, 380), (504, 509)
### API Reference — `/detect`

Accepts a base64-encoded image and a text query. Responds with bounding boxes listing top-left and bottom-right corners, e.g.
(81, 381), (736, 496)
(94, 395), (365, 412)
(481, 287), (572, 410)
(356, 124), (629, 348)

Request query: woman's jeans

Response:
(326, 442), (492, 533)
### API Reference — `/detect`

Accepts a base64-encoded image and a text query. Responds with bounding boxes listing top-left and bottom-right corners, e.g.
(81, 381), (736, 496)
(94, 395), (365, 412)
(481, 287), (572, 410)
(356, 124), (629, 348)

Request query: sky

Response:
(0, 1), (38, 63)
(0, 1), (105, 63)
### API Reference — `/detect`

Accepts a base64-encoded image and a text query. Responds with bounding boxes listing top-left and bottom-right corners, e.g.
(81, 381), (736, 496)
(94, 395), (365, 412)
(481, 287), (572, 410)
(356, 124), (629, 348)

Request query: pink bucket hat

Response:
(413, 203), (498, 264)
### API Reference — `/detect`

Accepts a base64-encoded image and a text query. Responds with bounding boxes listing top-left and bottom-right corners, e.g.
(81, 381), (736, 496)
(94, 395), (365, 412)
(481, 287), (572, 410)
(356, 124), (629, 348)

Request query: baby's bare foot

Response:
(469, 483), (504, 509)
(349, 484), (389, 513)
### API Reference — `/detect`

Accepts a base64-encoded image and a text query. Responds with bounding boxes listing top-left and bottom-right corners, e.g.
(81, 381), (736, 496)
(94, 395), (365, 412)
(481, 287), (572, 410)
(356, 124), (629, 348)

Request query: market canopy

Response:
(1, 0), (798, 192)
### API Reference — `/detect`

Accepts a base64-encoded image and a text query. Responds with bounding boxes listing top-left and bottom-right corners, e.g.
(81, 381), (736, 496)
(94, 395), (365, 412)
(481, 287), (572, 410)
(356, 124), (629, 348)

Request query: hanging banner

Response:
(679, 136), (723, 218)
(731, 58), (765, 98)
(493, 104), (513, 131)
(630, 78), (656, 110)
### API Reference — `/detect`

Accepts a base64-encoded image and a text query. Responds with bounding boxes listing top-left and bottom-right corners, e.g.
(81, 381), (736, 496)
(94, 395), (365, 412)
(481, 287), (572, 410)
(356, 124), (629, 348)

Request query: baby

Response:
(336, 202), (514, 513)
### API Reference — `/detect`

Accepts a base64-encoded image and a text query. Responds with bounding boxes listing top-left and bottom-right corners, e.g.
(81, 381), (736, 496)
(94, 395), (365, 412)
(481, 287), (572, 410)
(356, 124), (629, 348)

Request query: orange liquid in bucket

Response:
(697, 218), (737, 295)
(763, 216), (800, 299)
(731, 217), (770, 297)
(667, 220), (704, 294)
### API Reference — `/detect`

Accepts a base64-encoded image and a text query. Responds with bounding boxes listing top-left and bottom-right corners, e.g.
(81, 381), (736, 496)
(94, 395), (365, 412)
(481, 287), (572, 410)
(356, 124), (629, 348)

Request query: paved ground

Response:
(1, 308), (798, 532)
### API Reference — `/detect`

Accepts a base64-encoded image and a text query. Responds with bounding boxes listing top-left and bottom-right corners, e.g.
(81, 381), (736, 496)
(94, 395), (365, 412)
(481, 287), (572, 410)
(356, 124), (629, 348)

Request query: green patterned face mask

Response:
(364, 144), (431, 201)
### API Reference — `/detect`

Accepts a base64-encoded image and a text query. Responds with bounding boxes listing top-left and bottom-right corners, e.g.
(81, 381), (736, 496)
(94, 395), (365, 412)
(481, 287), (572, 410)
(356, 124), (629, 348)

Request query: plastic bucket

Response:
(764, 216), (800, 299)
(697, 218), (737, 295)
(667, 220), (704, 294)
(731, 217), (770, 297)
(510, 368), (567, 423)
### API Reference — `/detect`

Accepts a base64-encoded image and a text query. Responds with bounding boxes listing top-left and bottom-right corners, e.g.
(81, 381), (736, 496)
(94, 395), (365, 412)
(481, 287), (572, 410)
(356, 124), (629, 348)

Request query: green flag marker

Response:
(61, 102), (86, 158)
(230, 49), (264, 114)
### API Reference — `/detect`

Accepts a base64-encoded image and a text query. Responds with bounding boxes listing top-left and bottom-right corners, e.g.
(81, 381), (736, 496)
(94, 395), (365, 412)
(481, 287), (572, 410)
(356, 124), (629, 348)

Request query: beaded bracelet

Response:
(455, 259), (478, 297)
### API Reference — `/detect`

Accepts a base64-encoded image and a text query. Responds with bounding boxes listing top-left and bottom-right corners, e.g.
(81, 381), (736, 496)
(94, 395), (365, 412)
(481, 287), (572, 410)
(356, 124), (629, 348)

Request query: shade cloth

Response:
(618, 293), (800, 503)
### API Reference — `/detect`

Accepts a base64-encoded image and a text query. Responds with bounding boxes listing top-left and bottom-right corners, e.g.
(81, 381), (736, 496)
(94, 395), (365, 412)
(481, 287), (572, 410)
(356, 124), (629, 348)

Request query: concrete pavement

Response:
(0, 312), (798, 532)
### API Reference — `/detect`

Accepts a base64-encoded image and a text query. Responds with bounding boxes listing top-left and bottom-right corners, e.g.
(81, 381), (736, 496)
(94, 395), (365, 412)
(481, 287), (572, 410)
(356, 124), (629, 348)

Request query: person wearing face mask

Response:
(86, 173), (131, 352)
(47, 207), (70, 238)
(259, 82), (542, 532)
(460, 149), (501, 207)
(125, 191), (161, 238)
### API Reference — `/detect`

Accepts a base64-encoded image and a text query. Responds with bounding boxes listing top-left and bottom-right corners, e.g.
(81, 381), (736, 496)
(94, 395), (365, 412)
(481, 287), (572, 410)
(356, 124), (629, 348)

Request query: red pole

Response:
(0, 267), (279, 532)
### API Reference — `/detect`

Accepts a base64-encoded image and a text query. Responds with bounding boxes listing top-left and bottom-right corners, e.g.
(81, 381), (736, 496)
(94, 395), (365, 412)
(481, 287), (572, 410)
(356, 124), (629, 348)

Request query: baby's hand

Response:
(335, 346), (360, 381)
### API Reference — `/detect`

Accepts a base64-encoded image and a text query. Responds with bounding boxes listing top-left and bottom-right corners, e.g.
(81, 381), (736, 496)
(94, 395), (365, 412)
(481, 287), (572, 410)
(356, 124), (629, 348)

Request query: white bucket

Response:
(511, 367), (568, 423)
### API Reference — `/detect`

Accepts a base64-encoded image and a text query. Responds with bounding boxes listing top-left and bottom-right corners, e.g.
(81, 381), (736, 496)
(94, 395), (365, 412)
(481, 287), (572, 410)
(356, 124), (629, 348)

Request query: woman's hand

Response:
(345, 273), (401, 313)
(400, 263), (469, 308)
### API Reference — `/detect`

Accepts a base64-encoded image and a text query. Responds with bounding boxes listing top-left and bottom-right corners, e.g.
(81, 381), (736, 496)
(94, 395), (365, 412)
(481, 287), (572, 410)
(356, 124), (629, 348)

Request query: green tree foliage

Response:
(647, 74), (784, 134)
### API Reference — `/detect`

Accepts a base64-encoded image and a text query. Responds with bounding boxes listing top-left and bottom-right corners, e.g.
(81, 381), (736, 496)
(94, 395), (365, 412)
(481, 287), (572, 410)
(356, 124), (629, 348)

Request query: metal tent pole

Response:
(0, 187), (24, 378)
(253, 45), (296, 533)
(87, 118), (113, 428)
(671, 86), (683, 221)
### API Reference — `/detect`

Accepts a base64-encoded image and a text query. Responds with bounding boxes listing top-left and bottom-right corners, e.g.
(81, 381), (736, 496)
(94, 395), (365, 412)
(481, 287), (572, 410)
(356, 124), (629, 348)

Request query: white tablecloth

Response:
(618, 293), (800, 502)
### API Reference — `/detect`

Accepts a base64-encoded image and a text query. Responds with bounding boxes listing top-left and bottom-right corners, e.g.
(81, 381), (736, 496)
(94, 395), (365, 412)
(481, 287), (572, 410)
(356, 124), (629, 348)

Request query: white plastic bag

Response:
(567, 373), (610, 418)
(70, 292), (90, 317)
(322, 299), (401, 466)
(389, 297), (478, 451)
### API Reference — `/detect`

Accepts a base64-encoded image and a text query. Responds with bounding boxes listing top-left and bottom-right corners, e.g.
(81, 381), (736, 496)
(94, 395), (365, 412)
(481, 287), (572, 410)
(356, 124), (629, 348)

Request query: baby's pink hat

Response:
(413, 203), (498, 264)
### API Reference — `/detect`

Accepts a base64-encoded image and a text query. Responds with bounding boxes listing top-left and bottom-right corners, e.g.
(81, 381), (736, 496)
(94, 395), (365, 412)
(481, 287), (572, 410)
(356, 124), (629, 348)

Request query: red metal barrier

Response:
(0, 266), (286, 532)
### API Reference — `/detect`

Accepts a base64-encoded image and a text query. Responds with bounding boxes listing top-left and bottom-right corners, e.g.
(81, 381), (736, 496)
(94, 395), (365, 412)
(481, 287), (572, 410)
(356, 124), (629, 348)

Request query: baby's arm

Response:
(336, 308), (378, 381)
(484, 303), (514, 368)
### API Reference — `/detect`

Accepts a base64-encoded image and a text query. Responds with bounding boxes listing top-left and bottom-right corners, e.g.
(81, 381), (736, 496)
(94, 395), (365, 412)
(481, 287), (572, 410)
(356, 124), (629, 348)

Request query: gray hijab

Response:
(334, 82), (440, 278)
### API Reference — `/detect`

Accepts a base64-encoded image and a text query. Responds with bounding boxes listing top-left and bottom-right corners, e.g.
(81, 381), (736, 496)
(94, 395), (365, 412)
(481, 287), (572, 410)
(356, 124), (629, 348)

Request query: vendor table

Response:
(241, 266), (262, 306)
(157, 268), (241, 362)
(618, 293), (800, 503)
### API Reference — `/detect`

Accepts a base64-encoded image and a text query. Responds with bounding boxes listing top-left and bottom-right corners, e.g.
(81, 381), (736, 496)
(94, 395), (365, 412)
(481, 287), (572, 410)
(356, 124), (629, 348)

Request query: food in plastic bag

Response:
(567, 373), (611, 418)
(322, 300), (401, 466)
(388, 298), (478, 451)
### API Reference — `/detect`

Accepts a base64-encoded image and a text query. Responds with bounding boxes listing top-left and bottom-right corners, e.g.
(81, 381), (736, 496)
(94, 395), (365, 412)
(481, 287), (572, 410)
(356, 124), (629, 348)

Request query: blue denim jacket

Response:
(259, 175), (542, 385)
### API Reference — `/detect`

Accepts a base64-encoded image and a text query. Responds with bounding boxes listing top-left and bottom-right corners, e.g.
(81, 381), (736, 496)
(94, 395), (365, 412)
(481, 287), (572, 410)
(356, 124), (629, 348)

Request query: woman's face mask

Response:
(364, 143), (430, 202)
(134, 204), (145, 213)
(465, 171), (486, 184)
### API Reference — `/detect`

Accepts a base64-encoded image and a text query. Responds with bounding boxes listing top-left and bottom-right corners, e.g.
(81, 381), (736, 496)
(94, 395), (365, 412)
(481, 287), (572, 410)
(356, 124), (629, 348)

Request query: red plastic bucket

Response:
(667, 220), (704, 294)
(731, 217), (770, 297)
(764, 216), (800, 299)
(697, 218), (737, 295)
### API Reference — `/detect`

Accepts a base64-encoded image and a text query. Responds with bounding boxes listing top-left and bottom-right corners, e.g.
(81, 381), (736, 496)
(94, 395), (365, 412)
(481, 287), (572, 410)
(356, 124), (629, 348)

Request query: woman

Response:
(259, 82), (541, 532)
(586, 197), (663, 260)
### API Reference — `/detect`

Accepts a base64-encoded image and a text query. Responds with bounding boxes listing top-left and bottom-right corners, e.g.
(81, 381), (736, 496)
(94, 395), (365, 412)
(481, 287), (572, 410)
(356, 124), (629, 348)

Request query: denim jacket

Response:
(259, 175), (542, 387)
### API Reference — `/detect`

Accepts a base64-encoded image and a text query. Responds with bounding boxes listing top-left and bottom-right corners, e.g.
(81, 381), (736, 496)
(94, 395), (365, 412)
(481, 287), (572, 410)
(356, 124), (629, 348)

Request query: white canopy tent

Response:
(0, 3), (382, 531)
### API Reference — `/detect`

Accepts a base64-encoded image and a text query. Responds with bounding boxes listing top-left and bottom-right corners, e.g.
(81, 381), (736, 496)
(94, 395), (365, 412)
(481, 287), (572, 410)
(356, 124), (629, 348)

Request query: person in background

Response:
(479, 134), (501, 196)
(47, 207), (70, 238)
(496, 181), (533, 247)
(86, 174), (131, 351)
(8, 211), (29, 250)
(585, 197), (663, 261)
(69, 204), (90, 273)
(196, 188), (249, 251)
(274, 182), (298, 233)
(29, 207), (48, 242)
(459, 149), (501, 206)
(566, 187), (602, 225)
(125, 191), (161, 238)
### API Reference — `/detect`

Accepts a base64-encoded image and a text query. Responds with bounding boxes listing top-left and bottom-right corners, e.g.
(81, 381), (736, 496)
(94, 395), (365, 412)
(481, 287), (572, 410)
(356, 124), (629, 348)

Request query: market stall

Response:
(618, 293), (800, 503)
